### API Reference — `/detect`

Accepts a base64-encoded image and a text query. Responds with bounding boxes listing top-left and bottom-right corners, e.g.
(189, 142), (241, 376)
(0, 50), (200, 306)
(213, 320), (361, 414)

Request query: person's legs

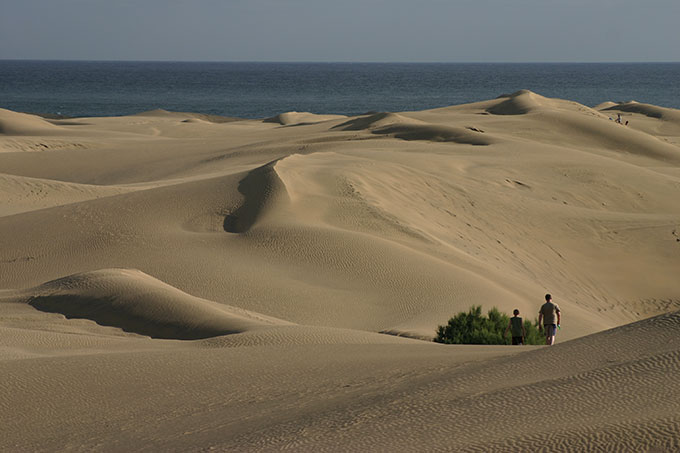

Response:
(544, 324), (556, 345)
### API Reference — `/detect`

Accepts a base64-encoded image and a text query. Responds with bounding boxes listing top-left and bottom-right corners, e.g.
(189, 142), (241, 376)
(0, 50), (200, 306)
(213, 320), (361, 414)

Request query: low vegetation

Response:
(435, 306), (543, 345)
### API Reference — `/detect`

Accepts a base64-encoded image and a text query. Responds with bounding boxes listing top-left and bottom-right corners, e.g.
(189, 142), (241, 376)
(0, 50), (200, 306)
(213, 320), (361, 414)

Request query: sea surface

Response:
(1, 61), (679, 119)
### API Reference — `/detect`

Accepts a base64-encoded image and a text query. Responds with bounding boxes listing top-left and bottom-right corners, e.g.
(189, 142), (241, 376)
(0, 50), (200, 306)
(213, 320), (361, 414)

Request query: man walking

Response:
(538, 294), (561, 345)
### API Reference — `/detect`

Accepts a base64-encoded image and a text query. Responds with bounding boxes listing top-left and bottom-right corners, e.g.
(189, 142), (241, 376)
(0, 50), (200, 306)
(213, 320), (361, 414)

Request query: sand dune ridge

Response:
(223, 160), (290, 233)
(0, 108), (61, 135)
(333, 111), (494, 144)
(20, 268), (288, 339)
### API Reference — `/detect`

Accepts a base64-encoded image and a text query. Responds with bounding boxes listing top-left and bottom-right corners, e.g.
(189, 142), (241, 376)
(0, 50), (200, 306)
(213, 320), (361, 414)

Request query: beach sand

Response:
(1, 91), (679, 451)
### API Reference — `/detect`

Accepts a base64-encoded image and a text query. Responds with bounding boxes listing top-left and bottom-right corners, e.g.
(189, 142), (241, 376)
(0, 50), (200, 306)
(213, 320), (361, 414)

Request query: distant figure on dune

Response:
(610, 114), (629, 126)
(538, 294), (561, 346)
(504, 309), (525, 345)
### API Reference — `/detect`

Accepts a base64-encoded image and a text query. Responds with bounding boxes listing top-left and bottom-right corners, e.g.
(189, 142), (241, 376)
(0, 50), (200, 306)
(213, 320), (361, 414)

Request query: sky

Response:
(1, 0), (679, 62)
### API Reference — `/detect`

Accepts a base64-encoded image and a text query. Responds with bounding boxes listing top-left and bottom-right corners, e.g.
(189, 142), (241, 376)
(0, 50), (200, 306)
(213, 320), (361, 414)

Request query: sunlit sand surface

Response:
(2, 92), (679, 451)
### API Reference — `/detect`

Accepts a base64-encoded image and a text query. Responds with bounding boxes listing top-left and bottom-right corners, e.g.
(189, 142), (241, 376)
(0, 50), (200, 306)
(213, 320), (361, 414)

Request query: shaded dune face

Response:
(334, 111), (494, 145)
(23, 269), (288, 339)
(332, 112), (407, 130)
(223, 160), (290, 233)
(264, 111), (347, 126)
(373, 123), (494, 145)
(601, 101), (680, 122)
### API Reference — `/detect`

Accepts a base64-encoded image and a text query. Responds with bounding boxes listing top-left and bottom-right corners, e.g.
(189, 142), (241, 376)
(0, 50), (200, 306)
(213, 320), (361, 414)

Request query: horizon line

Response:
(2, 58), (679, 65)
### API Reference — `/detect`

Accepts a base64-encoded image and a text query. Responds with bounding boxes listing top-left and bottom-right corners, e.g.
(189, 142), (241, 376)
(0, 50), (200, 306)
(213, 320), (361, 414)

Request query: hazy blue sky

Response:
(1, 0), (679, 62)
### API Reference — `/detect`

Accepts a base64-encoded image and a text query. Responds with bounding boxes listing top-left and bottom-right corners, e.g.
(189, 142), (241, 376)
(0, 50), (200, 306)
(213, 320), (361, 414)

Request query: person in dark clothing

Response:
(505, 309), (526, 345)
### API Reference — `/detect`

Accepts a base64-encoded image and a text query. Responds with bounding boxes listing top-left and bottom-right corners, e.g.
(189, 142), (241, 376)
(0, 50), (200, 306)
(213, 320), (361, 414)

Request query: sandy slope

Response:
(7, 268), (290, 340)
(1, 92), (680, 451)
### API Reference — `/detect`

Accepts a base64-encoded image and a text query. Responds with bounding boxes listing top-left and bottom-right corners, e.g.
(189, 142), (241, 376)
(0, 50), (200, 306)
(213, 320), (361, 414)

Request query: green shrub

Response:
(523, 318), (545, 345)
(435, 306), (543, 345)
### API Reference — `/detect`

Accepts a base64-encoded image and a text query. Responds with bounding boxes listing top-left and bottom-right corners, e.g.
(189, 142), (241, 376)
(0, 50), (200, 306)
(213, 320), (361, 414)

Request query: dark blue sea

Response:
(1, 61), (679, 119)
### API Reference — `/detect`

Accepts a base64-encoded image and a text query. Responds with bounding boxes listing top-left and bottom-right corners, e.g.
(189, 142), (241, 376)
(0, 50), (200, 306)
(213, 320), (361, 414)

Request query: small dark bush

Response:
(435, 306), (543, 345)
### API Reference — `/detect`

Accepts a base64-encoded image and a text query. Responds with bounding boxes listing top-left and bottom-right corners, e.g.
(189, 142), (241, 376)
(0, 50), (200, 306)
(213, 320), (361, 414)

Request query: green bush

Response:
(435, 306), (543, 345)
(523, 318), (545, 345)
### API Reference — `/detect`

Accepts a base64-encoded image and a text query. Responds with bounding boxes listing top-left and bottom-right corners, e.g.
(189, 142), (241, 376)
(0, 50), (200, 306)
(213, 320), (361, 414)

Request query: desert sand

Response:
(1, 91), (679, 451)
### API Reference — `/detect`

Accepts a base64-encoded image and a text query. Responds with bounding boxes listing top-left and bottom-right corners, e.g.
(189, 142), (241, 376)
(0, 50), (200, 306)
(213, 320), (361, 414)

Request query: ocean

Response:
(1, 61), (679, 119)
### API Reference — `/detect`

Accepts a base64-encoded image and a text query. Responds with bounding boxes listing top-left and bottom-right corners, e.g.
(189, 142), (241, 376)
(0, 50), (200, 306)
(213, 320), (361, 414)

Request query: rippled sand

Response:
(1, 92), (680, 451)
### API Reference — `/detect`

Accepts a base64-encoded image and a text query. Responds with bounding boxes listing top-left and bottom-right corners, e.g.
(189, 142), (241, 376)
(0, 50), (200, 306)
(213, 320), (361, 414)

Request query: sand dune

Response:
(601, 101), (680, 122)
(0, 108), (62, 135)
(372, 122), (494, 145)
(486, 89), (549, 115)
(223, 160), (290, 233)
(134, 108), (242, 124)
(473, 89), (602, 117)
(0, 173), (137, 216)
(1, 92), (679, 450)
(334, 111), (495, 145)
(8, 268), (289, 339)
(210, 310), (680, 452)
(264, 111), (346, 126)
(333, 111), (412, 130)
(0, 303), (677, 451)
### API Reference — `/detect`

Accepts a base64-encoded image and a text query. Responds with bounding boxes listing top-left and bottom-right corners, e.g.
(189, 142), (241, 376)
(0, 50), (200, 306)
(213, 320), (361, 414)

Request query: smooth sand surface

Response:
(1, 91), (680, 451)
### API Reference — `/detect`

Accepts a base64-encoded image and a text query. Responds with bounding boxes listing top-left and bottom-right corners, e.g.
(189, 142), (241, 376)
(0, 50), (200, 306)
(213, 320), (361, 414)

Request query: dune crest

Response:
(133, 109), (240, 123)
(223, 160), (291, 233)
(334, 111), (494, 145)
(0, 108), (61, 135)
(486, 90), (581, 116)
(0, 173), (136, 216)
(264, 111), (346, 126)
(20, 269), (290, 339)
(473, 90), (602, 118)
(600, 101), (680, 123)
(485, 89), (547, 115)
(333, 112), (410, 130)
(374, 122), (494, 145)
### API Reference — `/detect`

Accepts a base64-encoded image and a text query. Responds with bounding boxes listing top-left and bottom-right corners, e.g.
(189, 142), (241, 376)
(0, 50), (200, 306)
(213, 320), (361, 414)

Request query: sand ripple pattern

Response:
(218, 312), (680, 452)
(2, 95), (680, 451)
